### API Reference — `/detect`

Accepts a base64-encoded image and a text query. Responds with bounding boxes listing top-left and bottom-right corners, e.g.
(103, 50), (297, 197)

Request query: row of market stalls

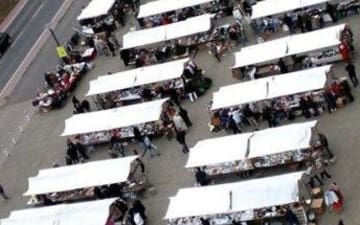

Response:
(165, 172), (310, 225)
(163, 1), (353, 225)
(231, 24), (351, 79)
(24, 156), (146, 205)
(87, 58), (210, 109)
(249, 0), (359, 38)
(1, 156), (148, 225)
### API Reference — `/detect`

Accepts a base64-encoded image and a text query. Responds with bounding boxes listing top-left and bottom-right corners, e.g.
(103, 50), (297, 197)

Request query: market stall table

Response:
(122, 14), (214, 50)
(251, 0), (330, 19)
(77, 0), (116, 22)
(165, 172), (310, 225)
(1, 198), (118, 225)
(232, 24), (349, 79)
(212, 65), (329, 110)
(87, 58), (190, 96)
(186, 121), (318, 176)
(61, 98), (169, 146)
(24, 157), (143, 205)
(137, 0), (213, 19)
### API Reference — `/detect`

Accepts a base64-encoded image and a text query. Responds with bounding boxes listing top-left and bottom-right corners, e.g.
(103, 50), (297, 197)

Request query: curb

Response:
(0, 0), (28, 32)
(0, 0), (76, 107)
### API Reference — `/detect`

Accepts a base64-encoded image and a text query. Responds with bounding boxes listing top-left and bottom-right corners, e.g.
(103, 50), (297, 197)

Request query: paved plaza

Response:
(0, 2), (359, 225)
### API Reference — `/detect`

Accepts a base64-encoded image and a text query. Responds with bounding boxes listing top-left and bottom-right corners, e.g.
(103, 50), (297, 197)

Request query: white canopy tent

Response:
(61, 98), (168, 136)
(1, 198), (117, 225)
(165, 171), (304, 219)
(77, 0), (116, 21)
(251, 0), (330, 19)
(122, 14), (213, 49)
(186, 121), (317, 168)
(212, 65), (330, 110)
(24, 156), (137, 196)
(86, 58), (189, 96)
(232, 24), (345, 68)
(137, 0), (212, 18)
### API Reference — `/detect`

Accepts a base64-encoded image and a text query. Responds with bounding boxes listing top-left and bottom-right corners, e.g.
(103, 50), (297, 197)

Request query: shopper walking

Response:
(0, 184), (9, 199)
(173, 113), (187, 132)
(318, 133), (335, 161)
(315, 156), (332, 180)
(175, 130), (189, 154)
(178, 107), (193, 127)
(345, 61), (358, 87)
(143, 136), (160, 158)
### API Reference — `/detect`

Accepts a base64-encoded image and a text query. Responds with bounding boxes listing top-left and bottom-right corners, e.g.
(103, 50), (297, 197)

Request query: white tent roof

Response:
(138, 0), (212, 18)
(251, 0), (330, 19)
(165, 171), (304, 219)
(24, 156), (137, 196)
(77, 0), (115, 21)
(61, 98), (168, 136)
(233, 24), (345, 68)
(122, 14), (213, 49)
(212, 65), (329, 110)
(86, 58), (189, 96)
(186, 121), (317, 168)
(1, 198), (117, 225)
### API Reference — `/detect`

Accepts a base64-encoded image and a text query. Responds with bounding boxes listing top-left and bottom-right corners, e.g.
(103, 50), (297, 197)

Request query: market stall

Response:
(251, 0), (330, 20)
(32, 61), (92, 112)
(250, 0), (332, 37)
(77, 0), (116, 22)
(122, 14), (214, 50)
(212, 66), (329, 111)
(86, 58), (211, 108)
(23, 156), (146, 205)
(1, 198), (119, 225)
(137, 0), (234, 28)
(231, 24), (352, 80)
(186, 121), (317, 177)
(61, 98), (169, 145)
(138, 0), (213, 19)
(121, 13), (246, 67)
(165, 172), (314, 225)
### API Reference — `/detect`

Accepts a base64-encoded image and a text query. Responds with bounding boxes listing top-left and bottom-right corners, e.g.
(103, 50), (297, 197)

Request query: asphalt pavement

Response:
(0, 0), (64, 93)
(4, 0), (92, 105)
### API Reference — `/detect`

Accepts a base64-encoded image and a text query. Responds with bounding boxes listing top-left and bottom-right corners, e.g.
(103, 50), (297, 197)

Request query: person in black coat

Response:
(133, 200), (147, 220)
(284, 208), (300, 225)
(278, 58), (288, 73)
(120, 49), (130, 66)
(178, 107), (192, 127)
(75, 142), (89, 160)
(66, 142), (79, 164)
(175, 130), (189, 153)
(345, 62), (358, 87)
(195, 168), (210, 186)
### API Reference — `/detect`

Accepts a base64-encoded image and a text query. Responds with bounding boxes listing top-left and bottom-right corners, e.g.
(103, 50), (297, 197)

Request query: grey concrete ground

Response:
(0, 2), (359, 225)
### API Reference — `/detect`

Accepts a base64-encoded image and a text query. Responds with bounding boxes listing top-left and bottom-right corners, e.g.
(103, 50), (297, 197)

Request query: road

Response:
(0, 0), (64, 95)
(4, 0), (92, 105)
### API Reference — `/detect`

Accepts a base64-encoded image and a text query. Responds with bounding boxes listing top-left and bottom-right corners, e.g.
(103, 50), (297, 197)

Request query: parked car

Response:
(0, 32), (12, 57)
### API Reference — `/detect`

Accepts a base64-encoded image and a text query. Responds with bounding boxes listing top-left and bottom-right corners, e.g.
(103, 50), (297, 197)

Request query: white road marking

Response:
(32, 3), (44, 19)
(10, 30), (24, 48)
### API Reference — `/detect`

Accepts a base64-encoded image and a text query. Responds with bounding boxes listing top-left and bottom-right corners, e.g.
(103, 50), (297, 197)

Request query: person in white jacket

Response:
(173, 113), (187, 132)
